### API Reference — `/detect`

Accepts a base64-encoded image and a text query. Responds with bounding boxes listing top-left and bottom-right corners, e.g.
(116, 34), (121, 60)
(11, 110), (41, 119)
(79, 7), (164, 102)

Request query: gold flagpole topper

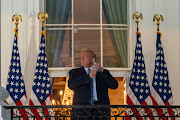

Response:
(12, 13), (22, 29)
(133, 11), (143, 31)
(153, 14), (163, 31)
(38, 11), (48, 29)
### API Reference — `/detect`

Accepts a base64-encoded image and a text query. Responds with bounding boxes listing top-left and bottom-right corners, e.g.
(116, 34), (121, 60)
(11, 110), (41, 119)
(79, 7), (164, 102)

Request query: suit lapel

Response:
(79, 66), (87, 75)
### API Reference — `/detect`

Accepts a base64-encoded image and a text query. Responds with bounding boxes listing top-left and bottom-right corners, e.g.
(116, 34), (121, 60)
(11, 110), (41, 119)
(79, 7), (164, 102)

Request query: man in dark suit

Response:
(68, 48), (118, 119)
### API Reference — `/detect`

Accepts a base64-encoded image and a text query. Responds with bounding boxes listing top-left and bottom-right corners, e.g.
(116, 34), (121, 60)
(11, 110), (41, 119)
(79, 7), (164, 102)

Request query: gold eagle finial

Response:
(133, 11), (143, 31)
(153, 14), (163, 30)
(12, 13), (22, 29)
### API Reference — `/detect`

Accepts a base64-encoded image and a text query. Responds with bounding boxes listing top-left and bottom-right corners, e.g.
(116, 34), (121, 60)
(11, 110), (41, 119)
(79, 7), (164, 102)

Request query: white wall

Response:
(134, 0), (180, 105)
(1, 0), (42, 99)
(1, 0), (180, 105)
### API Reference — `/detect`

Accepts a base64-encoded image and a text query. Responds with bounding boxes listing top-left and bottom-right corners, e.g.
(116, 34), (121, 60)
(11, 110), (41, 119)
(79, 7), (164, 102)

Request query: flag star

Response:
(140, 82), (144, 86)
(40, 63), (43, 67)
(145, 89), (149, 94)
(47, 77), (50, 81)
(155, 69), (159, 73)
(136, 76), (140, 80)
(159, 82), (162, 86)
(154, 75), (158, 79)
(140, 89), (144, 93)
(17, 63), (20, 67)
(42, 83), (45, 87)
(20, 82), (24, 87)
(43, 70), (46, 74)
(164, 83), (167, 87)
(45, 57), (47, 61)
(16, 76), (19, 80)
(135, 88), (138, 92)
(133, 62), (136, 66)
(41, 89), (44, 93)
(164, 77), (167, 81)
(36, 63), (39, 66)
(138, 50), (142, 54)
(168, 90), (172, 94)
(137, 63), (141, 67)
(39, 69), (42, 73)
(40, 96), (43, 100)
(34, 76), (37, 79)
(44, 64), (47, 68)
(130, 81), (134, 85)
(142, 70), (145, 74)
(163, 95), (166, 100)
(38, 76), (41, 80)
(137, 69), (141, 73)
(133, 68), (135, 72)
(156, 62), (160, 66)
(15, 88), (18, 93)
(139, 95), (143, 99)
(13, 56), (16, 60)
(135, 81), (139, 86)
(33, 82), (36, 86)
(20, 89), (24, 93)
(43, 77), (46, 80)
(14, 95), (18, 99)
(146, 83), (149, 87)
(9, 88), (13, 92)
(164, 70), (167, 74)
(46, 84), (50, 88)
(41, 56), (44, 60)
(16, 69), (19, 73)
(36, 89), (40, 93)
(154, 81), (157, 86)
(10, 81), (14, 86)
(20, 76), (23, 80)
(17, 57), (20, 60)
(15, 82), (19, 87)
(37, 82), (41, 86)
(142, 63), (144, 67)
(38, 56), (41, 60)
(41, 50), (44, 54)
(11, 75), (14, 79)
(46, 90), (49, 94)
(141, 76), (145, 80)
(161, 57), (164, 61)
(13, 49), (17, 53)
(138, 56), (141, 60)
(35, 69), (38, 72)
(131, 75), (135, 79)
(160, 76), (163, 80)
(12, 69), (16, 73)
(159, 88), (162, 93)
(164, 89), (167, 93)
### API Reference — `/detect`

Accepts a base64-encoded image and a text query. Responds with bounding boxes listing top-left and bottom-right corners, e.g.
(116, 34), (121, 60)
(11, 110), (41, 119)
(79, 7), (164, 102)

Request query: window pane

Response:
(46, 29), (72, 67)
(103, 29), (128, 67)
(46, 0), (71, 24)
(74, 0), (100, 24)
(102, 0), (127, 24)
(74, 30), (100, 67)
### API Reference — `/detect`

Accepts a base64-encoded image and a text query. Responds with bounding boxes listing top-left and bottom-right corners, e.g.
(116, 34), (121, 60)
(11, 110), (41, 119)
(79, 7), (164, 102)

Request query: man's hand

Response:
(89, 69), (97, 78)
(93, 63), (104, 72)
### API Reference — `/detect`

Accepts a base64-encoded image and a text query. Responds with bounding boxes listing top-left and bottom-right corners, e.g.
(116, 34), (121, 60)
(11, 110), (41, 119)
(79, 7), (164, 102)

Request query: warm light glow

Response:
(66, 101), (69, 105)
(123, 78), (126, 105)
(60, 90), (63, 95)
(52, 99), (55, 105)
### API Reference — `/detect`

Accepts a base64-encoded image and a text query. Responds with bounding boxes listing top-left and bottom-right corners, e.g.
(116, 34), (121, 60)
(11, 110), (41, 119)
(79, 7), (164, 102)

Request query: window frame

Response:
(44, 0), (134, 77)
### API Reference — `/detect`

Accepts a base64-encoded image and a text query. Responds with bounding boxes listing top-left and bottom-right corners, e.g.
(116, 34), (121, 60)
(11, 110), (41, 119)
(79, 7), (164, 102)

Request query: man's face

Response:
(81, 51), (93, 68)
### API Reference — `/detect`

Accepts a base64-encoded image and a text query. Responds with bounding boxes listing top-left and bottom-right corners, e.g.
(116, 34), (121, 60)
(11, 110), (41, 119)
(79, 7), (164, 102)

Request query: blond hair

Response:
(81, 48), (96, 59)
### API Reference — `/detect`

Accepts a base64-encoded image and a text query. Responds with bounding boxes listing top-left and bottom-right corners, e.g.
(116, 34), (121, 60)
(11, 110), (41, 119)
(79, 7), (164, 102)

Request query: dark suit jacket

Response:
(68, 66), (118, 105)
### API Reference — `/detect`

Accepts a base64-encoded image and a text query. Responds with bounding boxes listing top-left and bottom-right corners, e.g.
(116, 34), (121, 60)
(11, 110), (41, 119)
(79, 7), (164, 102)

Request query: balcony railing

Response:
(3, 105), (180, 120)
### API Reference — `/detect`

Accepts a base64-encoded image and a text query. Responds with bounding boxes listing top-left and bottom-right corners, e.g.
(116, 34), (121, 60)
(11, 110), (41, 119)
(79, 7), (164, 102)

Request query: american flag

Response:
(5, 28), (28, 119)
(29, 31), (53, 119)
(151, 31), (174, 119)
(126, 31), (153, 120)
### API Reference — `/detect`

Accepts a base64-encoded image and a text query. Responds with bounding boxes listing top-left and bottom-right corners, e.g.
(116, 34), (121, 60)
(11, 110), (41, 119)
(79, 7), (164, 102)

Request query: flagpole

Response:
(38, 11), (48, 31)
(153, 14), (163, 31)
(133, 11), (143, 31)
